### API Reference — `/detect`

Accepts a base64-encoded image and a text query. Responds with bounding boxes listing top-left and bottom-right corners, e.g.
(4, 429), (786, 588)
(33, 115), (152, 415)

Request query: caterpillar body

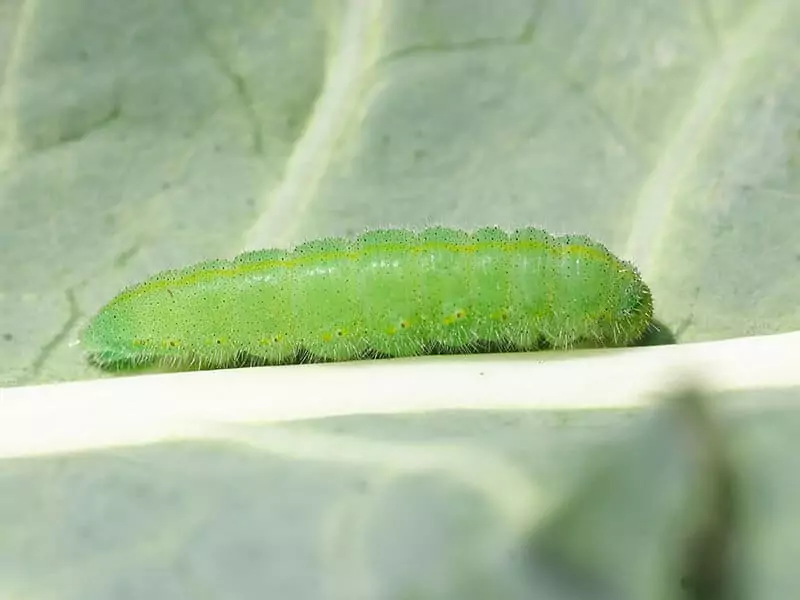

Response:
(81, 226), (654, 370)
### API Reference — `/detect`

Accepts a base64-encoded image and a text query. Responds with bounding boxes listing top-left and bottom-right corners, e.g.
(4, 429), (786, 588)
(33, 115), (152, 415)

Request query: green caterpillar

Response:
(81, 226), (654, 370)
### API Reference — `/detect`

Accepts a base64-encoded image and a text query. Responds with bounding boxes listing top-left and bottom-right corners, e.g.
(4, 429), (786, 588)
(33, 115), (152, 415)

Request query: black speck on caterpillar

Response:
(81, 226), (654, 371)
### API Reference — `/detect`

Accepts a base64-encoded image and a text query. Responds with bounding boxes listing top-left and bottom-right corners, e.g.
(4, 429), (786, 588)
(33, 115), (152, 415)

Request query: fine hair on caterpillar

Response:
(81, 226), (654, 372)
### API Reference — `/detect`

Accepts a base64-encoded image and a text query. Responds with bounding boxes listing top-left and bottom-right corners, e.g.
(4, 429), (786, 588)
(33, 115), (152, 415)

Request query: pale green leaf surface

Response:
(2, 1), (800, 598)
(722, 392), (800, 598)
(1, 0), (800, 385)
(2, 333), (800, 599)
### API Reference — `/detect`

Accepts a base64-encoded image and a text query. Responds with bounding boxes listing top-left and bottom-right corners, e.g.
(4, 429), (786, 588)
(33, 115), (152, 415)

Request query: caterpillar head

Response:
(613, 271), (654, 344)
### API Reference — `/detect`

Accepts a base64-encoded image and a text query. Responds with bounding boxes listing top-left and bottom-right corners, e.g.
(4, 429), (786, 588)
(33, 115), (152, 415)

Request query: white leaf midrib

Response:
(241, 0), (385, 251)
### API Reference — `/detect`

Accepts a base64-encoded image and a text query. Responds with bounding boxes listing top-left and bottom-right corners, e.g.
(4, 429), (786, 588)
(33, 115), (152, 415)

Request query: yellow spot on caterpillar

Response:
(322, 328), (349, 343)
(387, 318), (411, 335)
(491, 308), (510, 321)
(443, 309), (467, 325)
(259, 334), (285, 346)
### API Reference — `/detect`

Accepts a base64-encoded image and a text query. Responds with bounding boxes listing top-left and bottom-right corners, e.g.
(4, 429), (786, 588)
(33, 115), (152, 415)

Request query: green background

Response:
(2, 2), (800, 598)
(2, 0), (799, 386)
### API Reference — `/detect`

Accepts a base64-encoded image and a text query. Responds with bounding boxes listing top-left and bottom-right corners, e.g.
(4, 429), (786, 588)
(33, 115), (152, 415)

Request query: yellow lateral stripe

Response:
(107, 238), (620, 306)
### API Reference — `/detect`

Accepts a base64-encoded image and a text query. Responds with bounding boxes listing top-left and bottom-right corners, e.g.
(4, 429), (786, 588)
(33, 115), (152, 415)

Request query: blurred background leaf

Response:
(1, 0), (799, 385)
(3, 383), (800, 599)
(2, 2), (800, 597)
